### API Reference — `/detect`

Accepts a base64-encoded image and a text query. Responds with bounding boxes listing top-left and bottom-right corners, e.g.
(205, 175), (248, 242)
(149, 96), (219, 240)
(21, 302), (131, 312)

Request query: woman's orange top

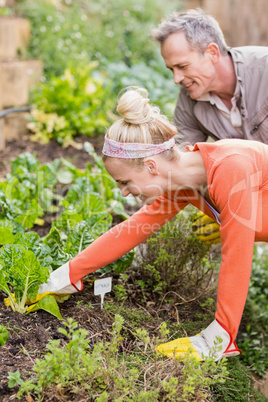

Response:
(70, 139), (268, 340)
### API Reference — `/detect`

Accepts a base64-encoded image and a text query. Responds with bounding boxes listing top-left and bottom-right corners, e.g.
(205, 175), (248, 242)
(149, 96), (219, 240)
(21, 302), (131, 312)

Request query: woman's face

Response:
(104, 157), (165, 205)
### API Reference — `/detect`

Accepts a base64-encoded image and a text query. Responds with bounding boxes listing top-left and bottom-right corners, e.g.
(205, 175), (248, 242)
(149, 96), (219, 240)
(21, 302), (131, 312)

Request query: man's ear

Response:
(205, 43), (220, 63)
(144, 158), (159, 175)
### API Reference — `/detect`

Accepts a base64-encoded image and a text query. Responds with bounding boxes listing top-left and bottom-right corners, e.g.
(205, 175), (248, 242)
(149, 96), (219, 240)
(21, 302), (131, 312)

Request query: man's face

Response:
(161, 31), (217, 99)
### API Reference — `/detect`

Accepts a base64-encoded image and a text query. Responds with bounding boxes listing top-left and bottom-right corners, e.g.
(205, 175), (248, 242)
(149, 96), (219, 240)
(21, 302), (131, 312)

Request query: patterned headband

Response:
(102, 135), (175, 159)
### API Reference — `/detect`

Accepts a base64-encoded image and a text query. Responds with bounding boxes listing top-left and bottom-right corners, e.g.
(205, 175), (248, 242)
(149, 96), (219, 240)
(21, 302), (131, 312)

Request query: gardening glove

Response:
(192, 212), (221, 245)
(156, 320), (241, 361)
(35, 261), (83, 300)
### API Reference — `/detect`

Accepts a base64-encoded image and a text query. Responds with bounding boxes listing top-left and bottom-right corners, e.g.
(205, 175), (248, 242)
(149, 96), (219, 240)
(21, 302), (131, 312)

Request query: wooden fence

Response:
(0, 17), (43, 150)
(183, 0), (268, 46)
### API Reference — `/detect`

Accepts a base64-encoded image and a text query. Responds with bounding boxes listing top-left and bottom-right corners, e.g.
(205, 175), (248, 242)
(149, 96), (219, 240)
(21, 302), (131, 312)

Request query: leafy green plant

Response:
(0, 146), (136, 241)
(114, 274), (129, 303)
(0, 324), (9, 346)
(28, 63), (114, 146)
(0, 190), (43, 235)
(105, 59), (178, 118)
(0, 243), (61, 317)
(0, 231), (65, 317)
(0, 152), (63, 236)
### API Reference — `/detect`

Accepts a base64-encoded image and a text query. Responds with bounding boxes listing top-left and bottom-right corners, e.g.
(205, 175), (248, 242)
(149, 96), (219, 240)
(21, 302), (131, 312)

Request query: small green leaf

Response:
(27, 295), (63, 319)
(0, 227), (15, 244)
(57, 169), (74, 184)
(8, 370), (23, 388)
(0, 324), (9, 346)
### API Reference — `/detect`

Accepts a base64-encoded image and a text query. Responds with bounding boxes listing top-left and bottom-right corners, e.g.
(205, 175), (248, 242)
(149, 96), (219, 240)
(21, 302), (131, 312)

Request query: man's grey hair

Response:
(150, 9), (229, 55)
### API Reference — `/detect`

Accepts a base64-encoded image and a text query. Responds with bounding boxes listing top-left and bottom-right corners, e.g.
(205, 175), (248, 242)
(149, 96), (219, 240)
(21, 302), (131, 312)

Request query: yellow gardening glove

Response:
(192, 212), (221, 245)
(156, 320), (241, 361)
(34, 218), (45, 226)
(4, 292), (70, 308)
(157, 334), (202, 361)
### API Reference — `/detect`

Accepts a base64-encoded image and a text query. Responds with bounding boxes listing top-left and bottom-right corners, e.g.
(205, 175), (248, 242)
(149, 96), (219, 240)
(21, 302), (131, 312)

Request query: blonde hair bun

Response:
(117, 87), (159, 125)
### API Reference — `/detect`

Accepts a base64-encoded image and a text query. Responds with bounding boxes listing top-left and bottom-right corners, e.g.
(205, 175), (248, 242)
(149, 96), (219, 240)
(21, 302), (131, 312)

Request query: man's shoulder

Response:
(230, 46), (268, 65)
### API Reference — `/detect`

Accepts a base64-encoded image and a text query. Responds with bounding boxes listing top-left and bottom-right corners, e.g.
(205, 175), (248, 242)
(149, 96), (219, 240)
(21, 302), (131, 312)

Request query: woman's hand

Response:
(192, 212), (221, 245)
(156, 320), (241, 361)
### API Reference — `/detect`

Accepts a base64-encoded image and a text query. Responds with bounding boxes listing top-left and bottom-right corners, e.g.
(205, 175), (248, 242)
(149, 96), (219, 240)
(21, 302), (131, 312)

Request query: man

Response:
(151, 8), (268, 243)
(150, 8), (268, 145)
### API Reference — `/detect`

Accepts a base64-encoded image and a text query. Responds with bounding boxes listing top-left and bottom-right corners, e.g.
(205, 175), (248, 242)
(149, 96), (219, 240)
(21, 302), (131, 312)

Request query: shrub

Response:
(135, 208), (218, 307)
(213, 358), (268, 401)
(16, 0), (179, 77)
(239, 244), (268, 376)
(28, 64), (114, 145)
(104, 59), (178, 119)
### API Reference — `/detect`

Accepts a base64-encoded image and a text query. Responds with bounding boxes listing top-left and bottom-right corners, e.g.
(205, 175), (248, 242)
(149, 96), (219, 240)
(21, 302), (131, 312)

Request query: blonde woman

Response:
(38, 87), (268, 361)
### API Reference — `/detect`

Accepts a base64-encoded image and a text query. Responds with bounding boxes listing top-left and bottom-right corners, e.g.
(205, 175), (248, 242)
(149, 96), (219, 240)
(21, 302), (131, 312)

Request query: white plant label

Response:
(94, 277), (112, 309)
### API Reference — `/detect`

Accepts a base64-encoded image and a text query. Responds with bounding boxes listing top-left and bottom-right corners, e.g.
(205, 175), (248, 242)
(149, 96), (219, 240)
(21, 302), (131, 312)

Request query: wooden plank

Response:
(0, 17), (30, 60)
(3, 112), (30, 141)
(0, 60), (28, 107)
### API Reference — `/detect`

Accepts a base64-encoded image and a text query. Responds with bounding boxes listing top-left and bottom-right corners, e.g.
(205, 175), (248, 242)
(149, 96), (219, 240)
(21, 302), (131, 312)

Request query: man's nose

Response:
(173, 69), (184, 84)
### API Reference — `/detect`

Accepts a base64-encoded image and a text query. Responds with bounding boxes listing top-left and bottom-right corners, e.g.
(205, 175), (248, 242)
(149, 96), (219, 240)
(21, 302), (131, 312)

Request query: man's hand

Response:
(156, 320), (241, 361)
(192, 212), (221, 245)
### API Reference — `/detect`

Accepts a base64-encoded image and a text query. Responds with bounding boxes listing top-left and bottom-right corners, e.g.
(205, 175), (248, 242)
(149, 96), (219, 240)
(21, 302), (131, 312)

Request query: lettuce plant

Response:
(0, 245), (49, 313)
(0, 243), (61, 318)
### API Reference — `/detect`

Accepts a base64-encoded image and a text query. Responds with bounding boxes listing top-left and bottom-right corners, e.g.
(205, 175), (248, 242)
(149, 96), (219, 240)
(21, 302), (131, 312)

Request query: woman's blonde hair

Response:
(103, 87), (178, 167)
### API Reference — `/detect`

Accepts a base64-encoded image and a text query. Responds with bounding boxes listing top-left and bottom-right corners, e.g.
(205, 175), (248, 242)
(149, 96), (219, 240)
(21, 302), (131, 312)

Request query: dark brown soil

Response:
(0, 134), (104, 178)
(0, 280), (117, 401)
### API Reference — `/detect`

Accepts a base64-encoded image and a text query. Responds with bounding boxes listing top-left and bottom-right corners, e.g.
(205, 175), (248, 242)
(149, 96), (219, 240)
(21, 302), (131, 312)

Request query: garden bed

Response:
(0, 133), (174, 401)
(0, 135), (266, 402)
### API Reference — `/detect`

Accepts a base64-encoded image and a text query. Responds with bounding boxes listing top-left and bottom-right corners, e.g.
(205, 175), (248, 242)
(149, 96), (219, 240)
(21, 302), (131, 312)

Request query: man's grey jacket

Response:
(174, 46), (268, 144)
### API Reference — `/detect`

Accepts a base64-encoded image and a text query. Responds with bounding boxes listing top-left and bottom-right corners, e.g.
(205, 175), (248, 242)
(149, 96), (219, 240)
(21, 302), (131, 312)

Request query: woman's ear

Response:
(144, 158), (159, 175)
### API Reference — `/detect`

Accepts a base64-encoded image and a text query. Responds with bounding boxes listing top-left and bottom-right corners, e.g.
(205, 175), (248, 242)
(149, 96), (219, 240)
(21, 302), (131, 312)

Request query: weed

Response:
(114, 273), (129, 304)
(8, 315), (229, 401)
